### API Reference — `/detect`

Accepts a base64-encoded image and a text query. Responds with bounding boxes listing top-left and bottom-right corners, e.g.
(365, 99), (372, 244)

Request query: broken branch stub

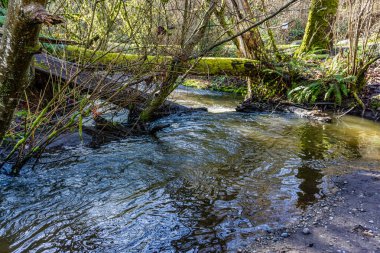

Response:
(22, 3), (64, 25)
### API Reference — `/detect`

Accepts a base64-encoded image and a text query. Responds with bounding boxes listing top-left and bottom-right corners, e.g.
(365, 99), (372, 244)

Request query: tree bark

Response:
(215, 0), (269, 97)
(0, 0), (62, 139)
(297, 0), (339, 55)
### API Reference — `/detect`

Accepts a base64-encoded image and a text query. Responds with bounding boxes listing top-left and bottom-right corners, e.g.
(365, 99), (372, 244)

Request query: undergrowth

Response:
(288, 52), (356, 105)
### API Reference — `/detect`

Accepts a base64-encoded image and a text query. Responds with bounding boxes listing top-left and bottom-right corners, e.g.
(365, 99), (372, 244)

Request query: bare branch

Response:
(191, 0), (299, 59)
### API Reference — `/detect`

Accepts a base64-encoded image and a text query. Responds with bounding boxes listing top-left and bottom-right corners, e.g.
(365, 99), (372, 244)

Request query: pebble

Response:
(281, 232), (289, 238)
(369, 220), (374, 224)
(302, 228), (311, 235)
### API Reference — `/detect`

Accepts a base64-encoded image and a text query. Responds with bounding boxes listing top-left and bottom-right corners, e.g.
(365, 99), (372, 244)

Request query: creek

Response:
(0, 87), (379, 252)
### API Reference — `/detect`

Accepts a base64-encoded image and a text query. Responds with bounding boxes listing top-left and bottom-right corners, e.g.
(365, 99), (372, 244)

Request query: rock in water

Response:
(281, 232), (290, 238)
(302, 228), (311, 235)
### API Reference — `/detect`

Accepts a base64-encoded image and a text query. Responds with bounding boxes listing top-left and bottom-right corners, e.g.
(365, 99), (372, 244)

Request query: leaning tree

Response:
(0, 0), (63, 139)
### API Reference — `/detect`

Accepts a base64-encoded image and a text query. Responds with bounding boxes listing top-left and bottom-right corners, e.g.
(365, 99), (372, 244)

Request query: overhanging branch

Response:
(191, 0), (300, 59)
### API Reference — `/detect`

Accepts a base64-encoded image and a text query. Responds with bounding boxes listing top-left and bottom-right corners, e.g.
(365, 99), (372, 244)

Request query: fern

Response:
(289, 76), (352, 105)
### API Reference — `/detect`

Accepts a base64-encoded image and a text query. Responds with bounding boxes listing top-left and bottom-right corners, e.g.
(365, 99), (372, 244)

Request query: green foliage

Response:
(288, 81), (323, 104)
(210, 76), (247, 95)
(288, 53), (355, 105)
(288, 20), (305, 41)
(370, 95), (380, 109)
(0, 1), (8, 8)
(288, 74), (353, 105)
(15, 110), (28, 118)
(208, 44), (238, 58)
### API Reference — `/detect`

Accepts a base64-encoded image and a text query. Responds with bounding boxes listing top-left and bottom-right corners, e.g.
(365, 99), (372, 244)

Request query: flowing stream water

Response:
(0, 87), (380, 252)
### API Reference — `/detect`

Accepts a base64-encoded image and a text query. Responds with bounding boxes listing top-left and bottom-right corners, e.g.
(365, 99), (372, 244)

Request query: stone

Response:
(281, 232), (290, 238)
(302, 228), (311, 235)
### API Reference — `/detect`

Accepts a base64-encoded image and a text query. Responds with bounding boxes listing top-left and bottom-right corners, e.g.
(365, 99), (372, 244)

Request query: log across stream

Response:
(34, 52), (207, 122)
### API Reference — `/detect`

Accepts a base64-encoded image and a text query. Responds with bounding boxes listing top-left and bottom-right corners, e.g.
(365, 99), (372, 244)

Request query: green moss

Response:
(26, 43), (42, 54)
(277, 44), (300, 50)
(297, 0), (339, 55)
(53, 46), (260, 77)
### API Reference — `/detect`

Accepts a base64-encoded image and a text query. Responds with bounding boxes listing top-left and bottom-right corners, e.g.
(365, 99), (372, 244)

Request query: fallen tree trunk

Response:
(49, 45), (261, 77)
(34, 53), (206, 121)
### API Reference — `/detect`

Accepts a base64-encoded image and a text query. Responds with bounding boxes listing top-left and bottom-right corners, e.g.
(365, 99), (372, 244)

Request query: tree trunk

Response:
(0, 0), (62, 139)
(217, 0), (269, 98)
(135, 1), (218, 123)
(229, 0), (267, 61)
(297, 0), (339, 55)
(57, 45), (260, 76)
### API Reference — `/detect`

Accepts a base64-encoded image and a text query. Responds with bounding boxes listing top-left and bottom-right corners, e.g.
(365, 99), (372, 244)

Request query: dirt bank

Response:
(244, 170), (380, 253)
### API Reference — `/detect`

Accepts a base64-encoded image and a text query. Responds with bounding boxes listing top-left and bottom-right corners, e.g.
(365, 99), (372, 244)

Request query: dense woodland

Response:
(0, 0), (378, 171)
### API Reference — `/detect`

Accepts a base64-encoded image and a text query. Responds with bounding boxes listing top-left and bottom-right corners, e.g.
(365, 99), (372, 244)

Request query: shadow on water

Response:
(0, 239), (10, 253)
(0, 88), (379, 252)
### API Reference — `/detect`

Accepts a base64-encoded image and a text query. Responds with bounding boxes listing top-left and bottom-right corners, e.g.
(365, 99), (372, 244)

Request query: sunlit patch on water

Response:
(0, 88), (379, 252)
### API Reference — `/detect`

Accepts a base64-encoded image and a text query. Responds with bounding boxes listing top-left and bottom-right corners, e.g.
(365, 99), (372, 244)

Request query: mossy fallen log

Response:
(50, 45), (261, 77)
(33, 53), (206, 122)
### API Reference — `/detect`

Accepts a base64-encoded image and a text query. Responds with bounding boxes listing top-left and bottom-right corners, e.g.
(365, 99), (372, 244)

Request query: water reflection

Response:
(296, 123), (326, 207)
(0, 90), (379, 252)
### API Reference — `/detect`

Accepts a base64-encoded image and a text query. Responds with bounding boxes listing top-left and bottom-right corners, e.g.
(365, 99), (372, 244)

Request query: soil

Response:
(244, 170), (380, 253)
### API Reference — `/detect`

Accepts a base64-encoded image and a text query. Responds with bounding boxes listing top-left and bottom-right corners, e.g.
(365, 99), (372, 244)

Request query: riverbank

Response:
(244, 170), (380, 253)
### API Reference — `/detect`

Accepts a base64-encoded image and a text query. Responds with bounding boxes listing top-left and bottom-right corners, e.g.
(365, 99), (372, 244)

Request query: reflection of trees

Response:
(344, 136), (361, 159)
(296, 122), (363, 208)
(296, 123), (326, 208)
